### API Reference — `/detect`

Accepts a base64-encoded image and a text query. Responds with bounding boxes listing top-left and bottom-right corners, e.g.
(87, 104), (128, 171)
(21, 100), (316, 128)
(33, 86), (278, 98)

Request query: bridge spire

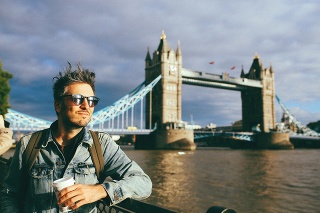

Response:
(269, 62), (273, 73)
(240, 65), (245, 78)
(160, 30), (166, 40)
(176, 40), (181, 58)
(145, 47), (152, 66)
(157, 31), (168, 55)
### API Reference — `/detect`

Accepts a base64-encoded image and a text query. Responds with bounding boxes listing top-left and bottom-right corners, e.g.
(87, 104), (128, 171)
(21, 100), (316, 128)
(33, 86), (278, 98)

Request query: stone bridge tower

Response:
(138, 32), (195, 150)
(241, 54), (276, 132)
(145, 32), (182, 128)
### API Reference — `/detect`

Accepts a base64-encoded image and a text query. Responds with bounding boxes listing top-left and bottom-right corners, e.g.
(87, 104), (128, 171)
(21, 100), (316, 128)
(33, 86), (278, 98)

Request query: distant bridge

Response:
(5, 75), (318, 138)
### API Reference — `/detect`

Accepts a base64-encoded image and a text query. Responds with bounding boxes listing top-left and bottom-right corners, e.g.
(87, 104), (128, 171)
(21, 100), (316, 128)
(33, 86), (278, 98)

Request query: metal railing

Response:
(97, 198), (176, 213)
(0, 154), (236, 213)
(0, 155), (176, 213)
(98, 199), (237, 213)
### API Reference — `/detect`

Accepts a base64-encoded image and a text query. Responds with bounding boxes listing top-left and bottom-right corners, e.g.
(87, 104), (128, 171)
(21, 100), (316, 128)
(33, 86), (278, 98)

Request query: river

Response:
(122, 146), (320, 213)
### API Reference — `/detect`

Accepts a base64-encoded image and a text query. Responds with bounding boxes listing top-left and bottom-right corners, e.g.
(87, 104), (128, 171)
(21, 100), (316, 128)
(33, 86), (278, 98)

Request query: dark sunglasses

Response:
(61, 94), (100, 107)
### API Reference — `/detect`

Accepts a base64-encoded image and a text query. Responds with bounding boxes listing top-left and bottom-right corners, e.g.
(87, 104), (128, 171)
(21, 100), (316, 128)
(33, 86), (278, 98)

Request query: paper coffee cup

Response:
(53, 176), (75, 212)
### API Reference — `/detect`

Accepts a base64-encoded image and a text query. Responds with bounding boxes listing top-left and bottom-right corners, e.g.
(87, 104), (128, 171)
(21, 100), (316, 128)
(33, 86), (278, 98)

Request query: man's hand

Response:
(58, 184), (107, 210)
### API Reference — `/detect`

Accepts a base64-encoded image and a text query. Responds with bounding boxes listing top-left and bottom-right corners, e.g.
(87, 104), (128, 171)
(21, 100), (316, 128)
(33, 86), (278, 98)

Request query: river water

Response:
(122, 147), (320, 213)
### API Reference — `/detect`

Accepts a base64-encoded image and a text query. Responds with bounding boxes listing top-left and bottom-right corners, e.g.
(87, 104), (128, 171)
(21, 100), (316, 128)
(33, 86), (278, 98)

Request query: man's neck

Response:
(53, 122), (83, 146)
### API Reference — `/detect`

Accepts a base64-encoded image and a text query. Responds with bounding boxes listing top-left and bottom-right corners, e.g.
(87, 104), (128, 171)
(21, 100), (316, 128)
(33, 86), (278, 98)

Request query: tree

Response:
(0, 59), (13, 116)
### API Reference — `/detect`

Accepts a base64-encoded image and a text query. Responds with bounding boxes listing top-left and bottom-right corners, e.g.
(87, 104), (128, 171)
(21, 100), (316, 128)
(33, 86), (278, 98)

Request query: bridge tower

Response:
(145, 31), (182, 128)
(137, 32), (195, 150)
(240, 54), (276, 132)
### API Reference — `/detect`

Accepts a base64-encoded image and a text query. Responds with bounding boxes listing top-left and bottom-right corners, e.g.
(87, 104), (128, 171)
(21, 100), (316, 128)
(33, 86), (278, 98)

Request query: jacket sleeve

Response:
(98, 133), (152, 205)
(0, 136), (27, 213)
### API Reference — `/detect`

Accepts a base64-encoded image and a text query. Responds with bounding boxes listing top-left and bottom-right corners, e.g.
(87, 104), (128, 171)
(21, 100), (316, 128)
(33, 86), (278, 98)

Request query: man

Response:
(0, 115), (14, 156)
(0, 63), (152, 212)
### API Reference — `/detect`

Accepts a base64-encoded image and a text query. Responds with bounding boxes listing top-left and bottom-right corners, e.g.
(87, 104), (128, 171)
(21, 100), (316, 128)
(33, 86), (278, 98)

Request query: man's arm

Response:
(0, 115), (14, 156)
(99, 133), (152, 205)
(0, 139), (25, 212)
(0, 129), (13, 155)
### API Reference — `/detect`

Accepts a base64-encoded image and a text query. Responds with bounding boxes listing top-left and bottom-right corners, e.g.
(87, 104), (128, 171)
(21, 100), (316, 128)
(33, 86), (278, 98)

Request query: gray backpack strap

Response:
(89, 130), (104, 182)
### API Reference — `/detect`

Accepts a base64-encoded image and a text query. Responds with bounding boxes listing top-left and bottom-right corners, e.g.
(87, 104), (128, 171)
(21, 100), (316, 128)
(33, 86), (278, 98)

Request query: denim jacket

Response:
(0, 125), (152, 213)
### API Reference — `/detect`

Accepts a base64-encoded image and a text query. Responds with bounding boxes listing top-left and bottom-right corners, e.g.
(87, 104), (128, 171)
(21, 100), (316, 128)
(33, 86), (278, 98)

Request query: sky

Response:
(1, 0), (320, 127)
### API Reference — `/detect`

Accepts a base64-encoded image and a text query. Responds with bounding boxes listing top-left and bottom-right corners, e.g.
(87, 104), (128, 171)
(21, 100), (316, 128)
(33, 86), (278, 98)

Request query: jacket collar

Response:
(48, 121), (94, 147)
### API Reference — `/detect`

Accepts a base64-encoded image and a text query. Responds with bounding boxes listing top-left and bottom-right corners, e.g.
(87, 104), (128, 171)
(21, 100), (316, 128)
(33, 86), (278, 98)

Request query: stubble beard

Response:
(62, 114), (91, 131)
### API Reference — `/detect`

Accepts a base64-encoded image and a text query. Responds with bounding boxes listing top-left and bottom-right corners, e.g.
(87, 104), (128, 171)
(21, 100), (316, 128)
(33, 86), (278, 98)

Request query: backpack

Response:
(22, 129), (104, 181)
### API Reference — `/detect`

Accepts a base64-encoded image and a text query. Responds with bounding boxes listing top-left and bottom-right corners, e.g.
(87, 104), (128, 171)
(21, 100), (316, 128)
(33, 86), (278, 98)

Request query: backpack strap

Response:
(89, 130), (104, 182)
(19, 129), (49, 208)
(22, 129), (50, 172)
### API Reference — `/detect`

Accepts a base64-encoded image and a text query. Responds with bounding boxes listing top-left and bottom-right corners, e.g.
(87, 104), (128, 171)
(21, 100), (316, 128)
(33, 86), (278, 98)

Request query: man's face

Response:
(55, 83), (96, 130)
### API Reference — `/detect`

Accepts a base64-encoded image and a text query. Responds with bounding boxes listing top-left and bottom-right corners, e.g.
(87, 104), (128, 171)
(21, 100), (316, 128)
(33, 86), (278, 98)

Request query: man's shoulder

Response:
(19, 132), (33, 144)
(95, 131), (113, 142)
(89, 130), (118, 147)
(19, 128), (50, 147)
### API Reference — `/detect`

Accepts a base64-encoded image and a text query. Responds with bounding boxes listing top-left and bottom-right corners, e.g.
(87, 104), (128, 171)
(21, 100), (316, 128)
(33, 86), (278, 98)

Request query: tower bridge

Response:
(5, 32), (319, 149)
(141, 32), (277, 149)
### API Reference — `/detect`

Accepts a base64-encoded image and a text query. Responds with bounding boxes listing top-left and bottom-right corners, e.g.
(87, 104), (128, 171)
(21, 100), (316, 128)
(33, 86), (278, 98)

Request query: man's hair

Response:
(53, 62), (96, 101)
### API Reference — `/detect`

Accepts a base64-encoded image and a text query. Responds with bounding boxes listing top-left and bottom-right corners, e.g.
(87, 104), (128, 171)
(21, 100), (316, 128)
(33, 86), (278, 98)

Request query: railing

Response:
(0, 154), (237, 213)
(97, 199), (237, 213)
(0, 155), (177, 213)
(97, 198), (176, 213)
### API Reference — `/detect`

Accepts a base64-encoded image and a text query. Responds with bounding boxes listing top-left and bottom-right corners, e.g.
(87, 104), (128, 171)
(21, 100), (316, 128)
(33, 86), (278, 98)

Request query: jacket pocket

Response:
(30, 164), (54, 193)
(73, 162), (98, 184)
(29, 164), (55, 211)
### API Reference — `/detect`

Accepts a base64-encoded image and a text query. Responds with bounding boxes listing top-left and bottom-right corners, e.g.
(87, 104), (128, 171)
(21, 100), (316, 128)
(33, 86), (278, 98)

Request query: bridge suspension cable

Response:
(275, 95), (319, 137)
(89, 75), (162, 129)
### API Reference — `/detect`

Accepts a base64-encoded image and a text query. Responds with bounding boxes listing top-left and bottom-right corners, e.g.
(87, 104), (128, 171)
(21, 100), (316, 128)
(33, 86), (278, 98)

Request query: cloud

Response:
(1, 0), (319, 128)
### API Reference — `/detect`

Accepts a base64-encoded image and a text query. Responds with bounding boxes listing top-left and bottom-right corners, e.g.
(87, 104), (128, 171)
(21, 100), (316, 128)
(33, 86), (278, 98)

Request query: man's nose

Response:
(80, 98), (91, 108)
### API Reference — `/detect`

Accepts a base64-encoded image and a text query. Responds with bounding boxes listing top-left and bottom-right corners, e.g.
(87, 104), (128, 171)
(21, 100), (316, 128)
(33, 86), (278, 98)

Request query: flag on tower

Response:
(230, 66), (236, 70)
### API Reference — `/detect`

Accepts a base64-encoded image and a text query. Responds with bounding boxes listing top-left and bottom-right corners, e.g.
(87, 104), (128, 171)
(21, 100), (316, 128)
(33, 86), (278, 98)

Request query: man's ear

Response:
(54, 100), (61, 113)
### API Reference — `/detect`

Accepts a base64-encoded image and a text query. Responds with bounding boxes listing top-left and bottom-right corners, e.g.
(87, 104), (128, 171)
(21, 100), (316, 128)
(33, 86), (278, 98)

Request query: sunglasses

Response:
(61, 94), (100, 107)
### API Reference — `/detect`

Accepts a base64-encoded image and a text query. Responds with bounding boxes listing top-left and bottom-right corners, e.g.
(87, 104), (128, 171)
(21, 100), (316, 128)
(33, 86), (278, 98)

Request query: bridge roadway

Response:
(10, 126), (319, 141)
(8, 127), (320, 148)
(12, 127), (254, 138)
(91, 128), (153, 135)
(181, 68), (262, 91)
(11, 128), (154, 135)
